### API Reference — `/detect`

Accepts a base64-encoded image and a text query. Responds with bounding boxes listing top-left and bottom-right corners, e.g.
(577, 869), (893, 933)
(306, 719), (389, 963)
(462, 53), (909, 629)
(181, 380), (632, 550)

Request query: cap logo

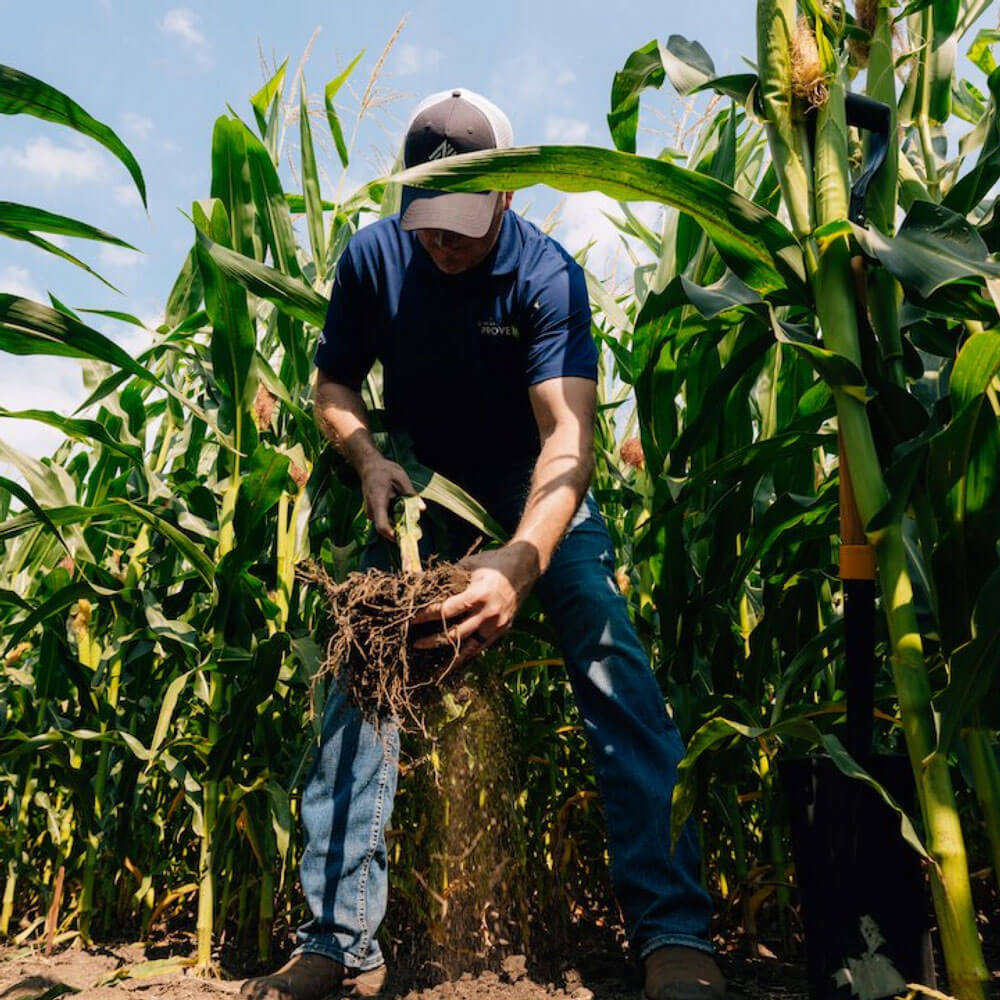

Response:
(427, 138), (458, 160)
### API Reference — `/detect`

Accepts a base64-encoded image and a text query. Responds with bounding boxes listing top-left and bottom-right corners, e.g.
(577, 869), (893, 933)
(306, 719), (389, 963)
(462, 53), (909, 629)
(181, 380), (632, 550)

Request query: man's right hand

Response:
(359, 454), (423, 539)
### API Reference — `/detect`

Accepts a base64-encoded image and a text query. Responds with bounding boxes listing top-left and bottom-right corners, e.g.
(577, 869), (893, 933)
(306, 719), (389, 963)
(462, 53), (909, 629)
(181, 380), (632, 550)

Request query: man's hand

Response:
(360, 454), (423, 539)
(412, 543), (541, 662)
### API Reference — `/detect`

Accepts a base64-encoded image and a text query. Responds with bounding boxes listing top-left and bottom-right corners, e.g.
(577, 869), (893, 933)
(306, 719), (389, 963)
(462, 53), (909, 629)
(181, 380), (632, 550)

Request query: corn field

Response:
(2, 3), (1000, 998)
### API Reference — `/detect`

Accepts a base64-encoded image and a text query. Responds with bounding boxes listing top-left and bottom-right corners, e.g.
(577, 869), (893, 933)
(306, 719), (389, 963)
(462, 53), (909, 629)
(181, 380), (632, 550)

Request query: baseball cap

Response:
(400, 88), (513, 238)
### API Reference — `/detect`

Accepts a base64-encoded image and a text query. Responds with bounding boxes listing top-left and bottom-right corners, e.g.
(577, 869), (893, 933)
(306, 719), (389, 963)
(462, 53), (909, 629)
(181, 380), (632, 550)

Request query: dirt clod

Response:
(303, 561), (472, 729)
(502, 955), (528, 983)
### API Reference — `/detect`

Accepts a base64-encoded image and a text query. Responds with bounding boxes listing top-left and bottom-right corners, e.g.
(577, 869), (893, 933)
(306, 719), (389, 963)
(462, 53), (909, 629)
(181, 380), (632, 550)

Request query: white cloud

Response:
(0, 137), (108, 186)
(121, 111), (154, 141)
(112, 183), (143, 208)
(395, 43), (442, 77)
(552, 192), (658, 283)
(0, 266), (44, 302)
(111, 317), (155, 358)
(160, 8), (211, 64)
(0, 357), (83, 460)
(98, 245), (143, 269)
(490, 53), (577, 111)
(545, 117), (590, 143)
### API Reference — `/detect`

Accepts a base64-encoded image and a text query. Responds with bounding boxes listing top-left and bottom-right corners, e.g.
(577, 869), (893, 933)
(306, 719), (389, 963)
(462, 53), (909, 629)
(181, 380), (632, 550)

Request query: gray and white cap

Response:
(400, 88), (513, 238)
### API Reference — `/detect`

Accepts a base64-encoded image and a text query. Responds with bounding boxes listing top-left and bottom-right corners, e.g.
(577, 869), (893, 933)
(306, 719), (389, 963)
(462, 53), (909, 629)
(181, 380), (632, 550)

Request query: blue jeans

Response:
(296, 493), (713, 969)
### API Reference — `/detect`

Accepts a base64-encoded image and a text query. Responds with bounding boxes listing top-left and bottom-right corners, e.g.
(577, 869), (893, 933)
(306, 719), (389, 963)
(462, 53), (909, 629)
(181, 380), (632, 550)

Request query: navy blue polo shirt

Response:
(314, 211), (597, 500)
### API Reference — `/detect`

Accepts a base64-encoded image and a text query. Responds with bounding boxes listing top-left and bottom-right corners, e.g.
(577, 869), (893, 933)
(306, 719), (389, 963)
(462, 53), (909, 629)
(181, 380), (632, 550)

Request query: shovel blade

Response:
(779, 753), (934, 1000)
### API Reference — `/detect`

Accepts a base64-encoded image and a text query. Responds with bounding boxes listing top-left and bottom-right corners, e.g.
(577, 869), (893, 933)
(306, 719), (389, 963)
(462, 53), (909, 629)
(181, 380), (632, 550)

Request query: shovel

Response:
(778, 94), (934, 1000)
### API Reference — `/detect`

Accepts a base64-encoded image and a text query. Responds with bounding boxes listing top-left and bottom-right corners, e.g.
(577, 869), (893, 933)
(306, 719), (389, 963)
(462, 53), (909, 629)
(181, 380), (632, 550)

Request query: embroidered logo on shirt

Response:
(478, 319), (520, 339)
(428, 139), (458, 160)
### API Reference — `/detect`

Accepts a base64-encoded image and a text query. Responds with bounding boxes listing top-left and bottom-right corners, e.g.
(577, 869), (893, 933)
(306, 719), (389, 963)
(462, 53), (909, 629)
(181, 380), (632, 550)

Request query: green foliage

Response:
(2, 10), (1000, 991)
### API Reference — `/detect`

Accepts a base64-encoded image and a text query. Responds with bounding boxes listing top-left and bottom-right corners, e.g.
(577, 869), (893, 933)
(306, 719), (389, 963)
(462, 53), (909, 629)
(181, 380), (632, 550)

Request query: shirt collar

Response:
(485, 211), (520, 275)
(402, 210), (521, 278)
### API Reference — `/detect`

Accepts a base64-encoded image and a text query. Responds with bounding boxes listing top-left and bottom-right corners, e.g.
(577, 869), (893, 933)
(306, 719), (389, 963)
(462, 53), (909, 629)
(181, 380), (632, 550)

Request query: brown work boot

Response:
(643, 946), (726, 1000)
(240, 953), (387, 1000)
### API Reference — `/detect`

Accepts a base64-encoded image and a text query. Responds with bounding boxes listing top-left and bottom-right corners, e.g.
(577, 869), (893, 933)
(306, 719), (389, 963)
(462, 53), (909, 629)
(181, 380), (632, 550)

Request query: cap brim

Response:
(400, 188), (498, 238)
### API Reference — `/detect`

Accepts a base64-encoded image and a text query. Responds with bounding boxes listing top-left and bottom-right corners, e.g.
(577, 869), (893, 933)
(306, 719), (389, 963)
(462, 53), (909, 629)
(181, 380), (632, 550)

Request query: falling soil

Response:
(302, 561), (472, 730)
(303, 562), (533, 975)
(385, 669), (532, 981)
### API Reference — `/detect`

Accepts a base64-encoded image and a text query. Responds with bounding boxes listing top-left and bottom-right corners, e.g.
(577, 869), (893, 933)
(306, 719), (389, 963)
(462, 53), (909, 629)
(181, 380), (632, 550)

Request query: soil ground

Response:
(0, 939), (811, 1000)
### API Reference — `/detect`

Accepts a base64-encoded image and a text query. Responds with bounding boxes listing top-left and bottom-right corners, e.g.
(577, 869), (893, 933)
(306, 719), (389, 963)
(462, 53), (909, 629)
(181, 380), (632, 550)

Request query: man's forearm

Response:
(314, 376), (381, 473)
(509, 429), (594, 578)
(315, 374), (420, 539)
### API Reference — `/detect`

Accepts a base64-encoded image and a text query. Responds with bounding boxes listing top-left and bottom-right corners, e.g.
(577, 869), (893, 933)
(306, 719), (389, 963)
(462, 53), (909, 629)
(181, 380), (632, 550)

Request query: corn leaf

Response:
(0, 503), (121, 543)
(0, 407), (146, 469)
(607, 40), (666, 153)
(77, 308), (148, 328)
(285, 194), (338, 213)
(853, 201), (1000, 303)
(112, 499), (215, 586)
(936, 568), (1000, 749)
(193, 199), (256, 418)
(944, 66), (1000, 216)
(0, 295), (226, 443)
(680, 270), (763, 320)
(671, 716), (930, 861)
(325, 51), (363, 168)
(242, 122), (301, 278)
(0, 64), (146, 208)
(150, 670), (197, 755)
(771, 319), (870, 397)
(0, 202), (136, 248)
(230, 445), (293, 565)
(927, 353), (1000, 648)
(0, 224), (119, 291)
(197, 233), (327, 327)
(899, 4), (959, 125)
(396, 145), (805, 297)
(299, 81), (326, 273)
(404, 464), (508, 543)
(660, 35), (717, 96)
(950, 328), (1000, 412)
(0, 294), (154, 379)
(250, 58), (288, 139)
(165, 246), (204, 330)
(3, 581), (119, 655)
(210, 117), (257, 260)
(0, 475), (70, 554)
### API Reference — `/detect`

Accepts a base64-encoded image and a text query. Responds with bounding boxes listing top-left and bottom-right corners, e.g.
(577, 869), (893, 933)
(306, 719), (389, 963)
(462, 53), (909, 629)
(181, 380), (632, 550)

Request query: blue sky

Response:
(1, 2), (759, 460)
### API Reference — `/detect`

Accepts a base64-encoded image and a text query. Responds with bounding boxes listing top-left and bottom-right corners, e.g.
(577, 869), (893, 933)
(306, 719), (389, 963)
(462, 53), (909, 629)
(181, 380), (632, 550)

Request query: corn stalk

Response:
(758, 4), (987, 994)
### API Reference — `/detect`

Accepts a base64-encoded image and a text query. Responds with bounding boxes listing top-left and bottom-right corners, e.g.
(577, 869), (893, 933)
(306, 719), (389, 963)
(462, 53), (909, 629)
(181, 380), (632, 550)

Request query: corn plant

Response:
(400, 3), (1000, 994)
(0, 61), (149, 944)
(0, 51), (379, 966)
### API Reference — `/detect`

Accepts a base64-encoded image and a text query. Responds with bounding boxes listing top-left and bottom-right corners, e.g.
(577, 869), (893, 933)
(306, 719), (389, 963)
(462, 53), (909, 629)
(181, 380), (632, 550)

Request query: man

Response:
(243, 89), (725, 1000)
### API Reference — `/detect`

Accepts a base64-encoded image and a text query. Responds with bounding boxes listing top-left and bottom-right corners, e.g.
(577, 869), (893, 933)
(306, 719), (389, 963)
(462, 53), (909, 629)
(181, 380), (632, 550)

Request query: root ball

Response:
(303, 561), (472, 728)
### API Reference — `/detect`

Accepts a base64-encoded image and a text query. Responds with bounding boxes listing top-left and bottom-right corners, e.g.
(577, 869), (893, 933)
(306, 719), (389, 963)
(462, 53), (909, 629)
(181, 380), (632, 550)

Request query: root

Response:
(301, 560), (472, 732)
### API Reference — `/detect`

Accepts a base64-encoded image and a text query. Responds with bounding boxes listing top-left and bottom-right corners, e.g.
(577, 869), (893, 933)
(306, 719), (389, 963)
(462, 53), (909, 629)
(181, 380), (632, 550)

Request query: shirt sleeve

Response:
(313, 248), (377, 391)
(522, 252), (598, 386)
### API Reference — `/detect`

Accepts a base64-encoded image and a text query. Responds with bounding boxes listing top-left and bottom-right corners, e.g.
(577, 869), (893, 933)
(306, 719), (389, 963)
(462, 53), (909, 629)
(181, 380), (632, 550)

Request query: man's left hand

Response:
(411, 544), (540, 662)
